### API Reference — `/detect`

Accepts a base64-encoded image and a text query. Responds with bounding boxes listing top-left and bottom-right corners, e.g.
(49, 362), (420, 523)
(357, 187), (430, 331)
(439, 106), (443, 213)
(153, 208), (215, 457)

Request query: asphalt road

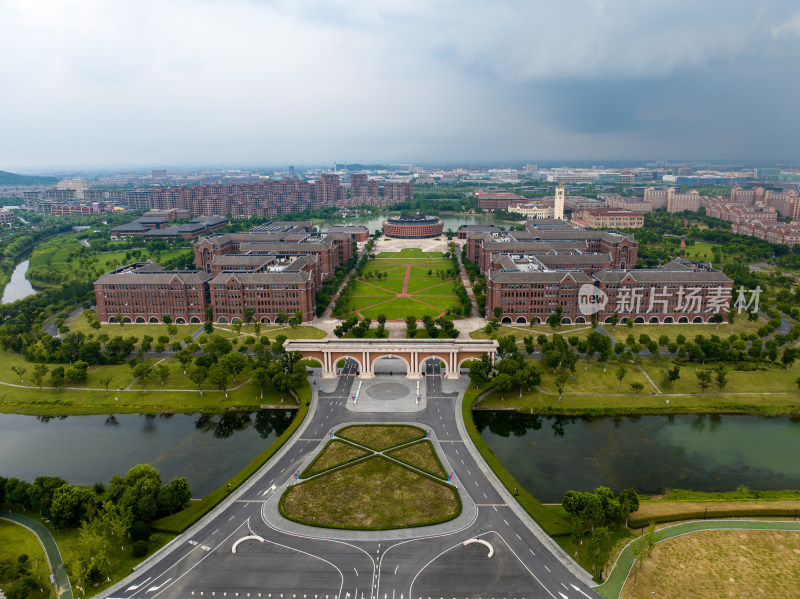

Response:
(104, 359), (599, 599)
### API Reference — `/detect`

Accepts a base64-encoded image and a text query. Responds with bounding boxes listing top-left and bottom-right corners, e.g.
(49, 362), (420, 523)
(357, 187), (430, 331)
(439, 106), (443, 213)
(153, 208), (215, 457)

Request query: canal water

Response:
(1, 259), (36, 303)
(0, 410), (294, 497)
(474, 412), (800, 502)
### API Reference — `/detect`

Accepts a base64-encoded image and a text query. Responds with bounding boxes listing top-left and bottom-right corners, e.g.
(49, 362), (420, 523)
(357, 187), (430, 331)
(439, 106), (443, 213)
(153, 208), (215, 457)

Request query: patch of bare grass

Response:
(621, 529), (800, 598)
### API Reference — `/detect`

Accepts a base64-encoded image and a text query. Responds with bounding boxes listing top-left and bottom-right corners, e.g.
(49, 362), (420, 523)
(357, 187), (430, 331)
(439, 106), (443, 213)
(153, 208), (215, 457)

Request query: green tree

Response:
(156, 363), (170, 386)
(587, 526), (612, 580)
(132, 362), (153, 392)
(189, 365), (208, 394)
(696, 369), (712, 394)
(49, 366), (65, 391)
(252, 366), (272, 399)
(629, 381), (644, 394)
(644, 520), (663, 557)
(614, 365), (626, 391)
(208, 364), (229, 397)
(10, 366), (26, 383)
(468, 361), (488, 388)
(111, 464), (162, 522)
(555, 373), (569, 400)
(156, 478), (192, 514)
(50, 484), (96, 528)
(99, 375), (113, 395)
(493, 372), (513, 400)
(220, 351), (248, 383)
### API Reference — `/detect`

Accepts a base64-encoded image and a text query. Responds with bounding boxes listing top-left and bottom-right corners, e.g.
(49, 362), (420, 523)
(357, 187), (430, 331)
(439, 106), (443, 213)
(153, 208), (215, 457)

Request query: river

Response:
(0, 410), (294, 497)
(475, 412), (800, 502)
(1, 259), (36, 303)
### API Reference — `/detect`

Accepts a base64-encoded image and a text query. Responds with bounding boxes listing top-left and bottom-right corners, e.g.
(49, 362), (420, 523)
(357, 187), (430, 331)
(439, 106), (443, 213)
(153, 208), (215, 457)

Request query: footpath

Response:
(0, 511), (73, 599)
(596, 519), (800, 598)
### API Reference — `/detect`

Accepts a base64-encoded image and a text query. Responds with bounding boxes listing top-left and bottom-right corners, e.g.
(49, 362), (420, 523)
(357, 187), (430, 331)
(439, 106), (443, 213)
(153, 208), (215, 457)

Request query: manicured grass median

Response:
(336, 424), (426, 451)
(385, 440), (448, 479)
(280, 455), (460, 530)
(300, 439), (370, 478)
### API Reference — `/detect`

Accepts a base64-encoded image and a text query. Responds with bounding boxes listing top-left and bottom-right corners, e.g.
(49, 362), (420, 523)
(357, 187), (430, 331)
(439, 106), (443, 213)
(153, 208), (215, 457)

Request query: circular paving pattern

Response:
(365, 382), (410, 401)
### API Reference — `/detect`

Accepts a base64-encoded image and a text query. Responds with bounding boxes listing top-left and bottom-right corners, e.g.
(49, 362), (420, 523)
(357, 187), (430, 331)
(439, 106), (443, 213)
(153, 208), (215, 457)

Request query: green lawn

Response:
(385, 440), (448, 479)
(348, 283), (397, 297)
(67, 319), (198, 343)
(406, 278), (451, 293)
(359, 298), (447, 320)
(280, 456), (460, 530)
(336, 424), (426, 451)
(300, 439), (371, 478)
(0, 520), (54, 599)
(641, 360), (800, 394)
(351, 278), (405, 294)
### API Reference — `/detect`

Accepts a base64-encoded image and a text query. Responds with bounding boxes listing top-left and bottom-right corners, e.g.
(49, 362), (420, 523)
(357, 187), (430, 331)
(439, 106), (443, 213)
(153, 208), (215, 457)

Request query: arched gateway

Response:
(283, 339), (499, 380)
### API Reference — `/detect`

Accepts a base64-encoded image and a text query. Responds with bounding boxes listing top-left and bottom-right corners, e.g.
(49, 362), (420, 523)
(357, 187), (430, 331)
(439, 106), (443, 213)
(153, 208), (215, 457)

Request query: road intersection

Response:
(102, 359), (600, 599)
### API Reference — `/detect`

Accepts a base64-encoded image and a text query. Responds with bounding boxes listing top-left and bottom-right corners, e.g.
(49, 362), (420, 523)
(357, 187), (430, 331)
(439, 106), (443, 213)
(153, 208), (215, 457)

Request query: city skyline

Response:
(2, 0), (800, 169)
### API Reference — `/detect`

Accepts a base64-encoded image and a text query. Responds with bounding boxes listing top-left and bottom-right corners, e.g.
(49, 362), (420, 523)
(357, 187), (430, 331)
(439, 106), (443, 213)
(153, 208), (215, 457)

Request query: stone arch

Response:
(302, 357), (323, 368)
(648, 316), (660, 324)
(419, 354), (449, 376)
(501, 317), (512, 324)
(634, 316), (645, 324)
(575, 316), (586, 324)
(372, 353), (410, 375)
(218, 316), (229, 324)
(693, 316), (704, 323)
(516, 316), (527, 324)
(135, 317), (145, 323)
(232, 317), (241, 324)
(678, 316), (689, 323)
(333, 355), (363, 373)
(108, 316), (117, 323)
(190, 316), (201, 324)
(149, 316), (159, 323)
(175, 317), (186, 324)
(604, 316), (616, 324)
(561, 317), (572, 324)
(123, 317), (132, 323)
(663, 316), (674, 323)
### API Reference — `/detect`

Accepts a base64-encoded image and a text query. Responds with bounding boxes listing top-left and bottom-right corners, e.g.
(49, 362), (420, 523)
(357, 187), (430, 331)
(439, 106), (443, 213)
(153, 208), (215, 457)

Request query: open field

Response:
(619, 529), (800, 599)
(300, 439), (371, 478)
(629, 499), (800, 527)
(337, 424), (426, 451)
(343, 249), (461, 319)
(641, 360), (800, 395)
(385, 440), (447, 479)
(0, 519), (54, 599)
(280, 455), (460, 530)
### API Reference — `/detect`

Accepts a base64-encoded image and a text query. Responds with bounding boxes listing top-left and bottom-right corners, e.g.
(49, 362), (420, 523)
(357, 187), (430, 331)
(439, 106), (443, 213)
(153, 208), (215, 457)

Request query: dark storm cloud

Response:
(0, 0), (799, 167)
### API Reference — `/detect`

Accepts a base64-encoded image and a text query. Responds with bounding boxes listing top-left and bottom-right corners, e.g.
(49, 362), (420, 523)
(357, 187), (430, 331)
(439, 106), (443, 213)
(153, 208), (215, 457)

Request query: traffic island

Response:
(279, 424), (461, 530)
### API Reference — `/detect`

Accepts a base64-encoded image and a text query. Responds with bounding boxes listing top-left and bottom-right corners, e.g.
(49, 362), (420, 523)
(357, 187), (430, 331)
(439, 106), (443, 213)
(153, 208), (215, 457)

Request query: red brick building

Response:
(572, 207), (644, 229)
(382, 214), (443, 238)
(486, 259), (733, 325)
(383, 182), (414, 201)
(474, 190), (527, 210)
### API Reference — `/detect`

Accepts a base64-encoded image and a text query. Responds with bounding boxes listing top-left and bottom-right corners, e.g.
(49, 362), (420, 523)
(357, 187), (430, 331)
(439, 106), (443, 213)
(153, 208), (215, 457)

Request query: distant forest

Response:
(0, 170), (59, 185)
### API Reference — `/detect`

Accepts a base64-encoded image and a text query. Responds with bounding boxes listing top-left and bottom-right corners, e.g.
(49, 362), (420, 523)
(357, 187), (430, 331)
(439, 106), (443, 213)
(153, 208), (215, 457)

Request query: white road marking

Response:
(503, 519), (509, 525)
(516, 533), (522, 540)
(228, 515), (235, 521)
(212, 529), (219, 535)
(493, 506), (498, 512)
(354, 568), (358, 576)
(570, 584), (592, 598)
(544, 565), (551, 572)
(126, 577), (151, 591)
(529, 548), (536, 556)
(394, 565), (398, 575)
(146, 578), (172, 592)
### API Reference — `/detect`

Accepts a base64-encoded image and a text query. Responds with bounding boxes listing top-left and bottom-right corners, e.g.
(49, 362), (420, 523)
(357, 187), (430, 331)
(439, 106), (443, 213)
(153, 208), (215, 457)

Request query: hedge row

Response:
(629, 507), (800, 529)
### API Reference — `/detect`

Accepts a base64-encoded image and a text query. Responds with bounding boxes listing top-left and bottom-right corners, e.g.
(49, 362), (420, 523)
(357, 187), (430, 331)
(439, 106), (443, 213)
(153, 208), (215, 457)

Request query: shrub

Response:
(130, 520), (151, 542)
(131, 540), (148, 558)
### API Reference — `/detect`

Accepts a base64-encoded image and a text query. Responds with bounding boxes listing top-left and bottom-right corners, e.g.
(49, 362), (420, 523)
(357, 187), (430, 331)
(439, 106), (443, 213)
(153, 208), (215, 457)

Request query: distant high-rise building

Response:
(350, 174), (379, 200)
(288, 165), (295, 176)
(151, 169), (168, 179)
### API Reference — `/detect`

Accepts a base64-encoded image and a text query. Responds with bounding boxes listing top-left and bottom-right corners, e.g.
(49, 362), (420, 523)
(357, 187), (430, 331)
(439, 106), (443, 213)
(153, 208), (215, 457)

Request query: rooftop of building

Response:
(96, 262), (212, 285)
(386, 213), (440, 224)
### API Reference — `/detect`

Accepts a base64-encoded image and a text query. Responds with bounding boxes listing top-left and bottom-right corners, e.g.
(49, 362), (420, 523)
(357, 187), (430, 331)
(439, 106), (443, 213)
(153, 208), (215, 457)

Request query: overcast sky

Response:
(2, 0), (800, 170)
